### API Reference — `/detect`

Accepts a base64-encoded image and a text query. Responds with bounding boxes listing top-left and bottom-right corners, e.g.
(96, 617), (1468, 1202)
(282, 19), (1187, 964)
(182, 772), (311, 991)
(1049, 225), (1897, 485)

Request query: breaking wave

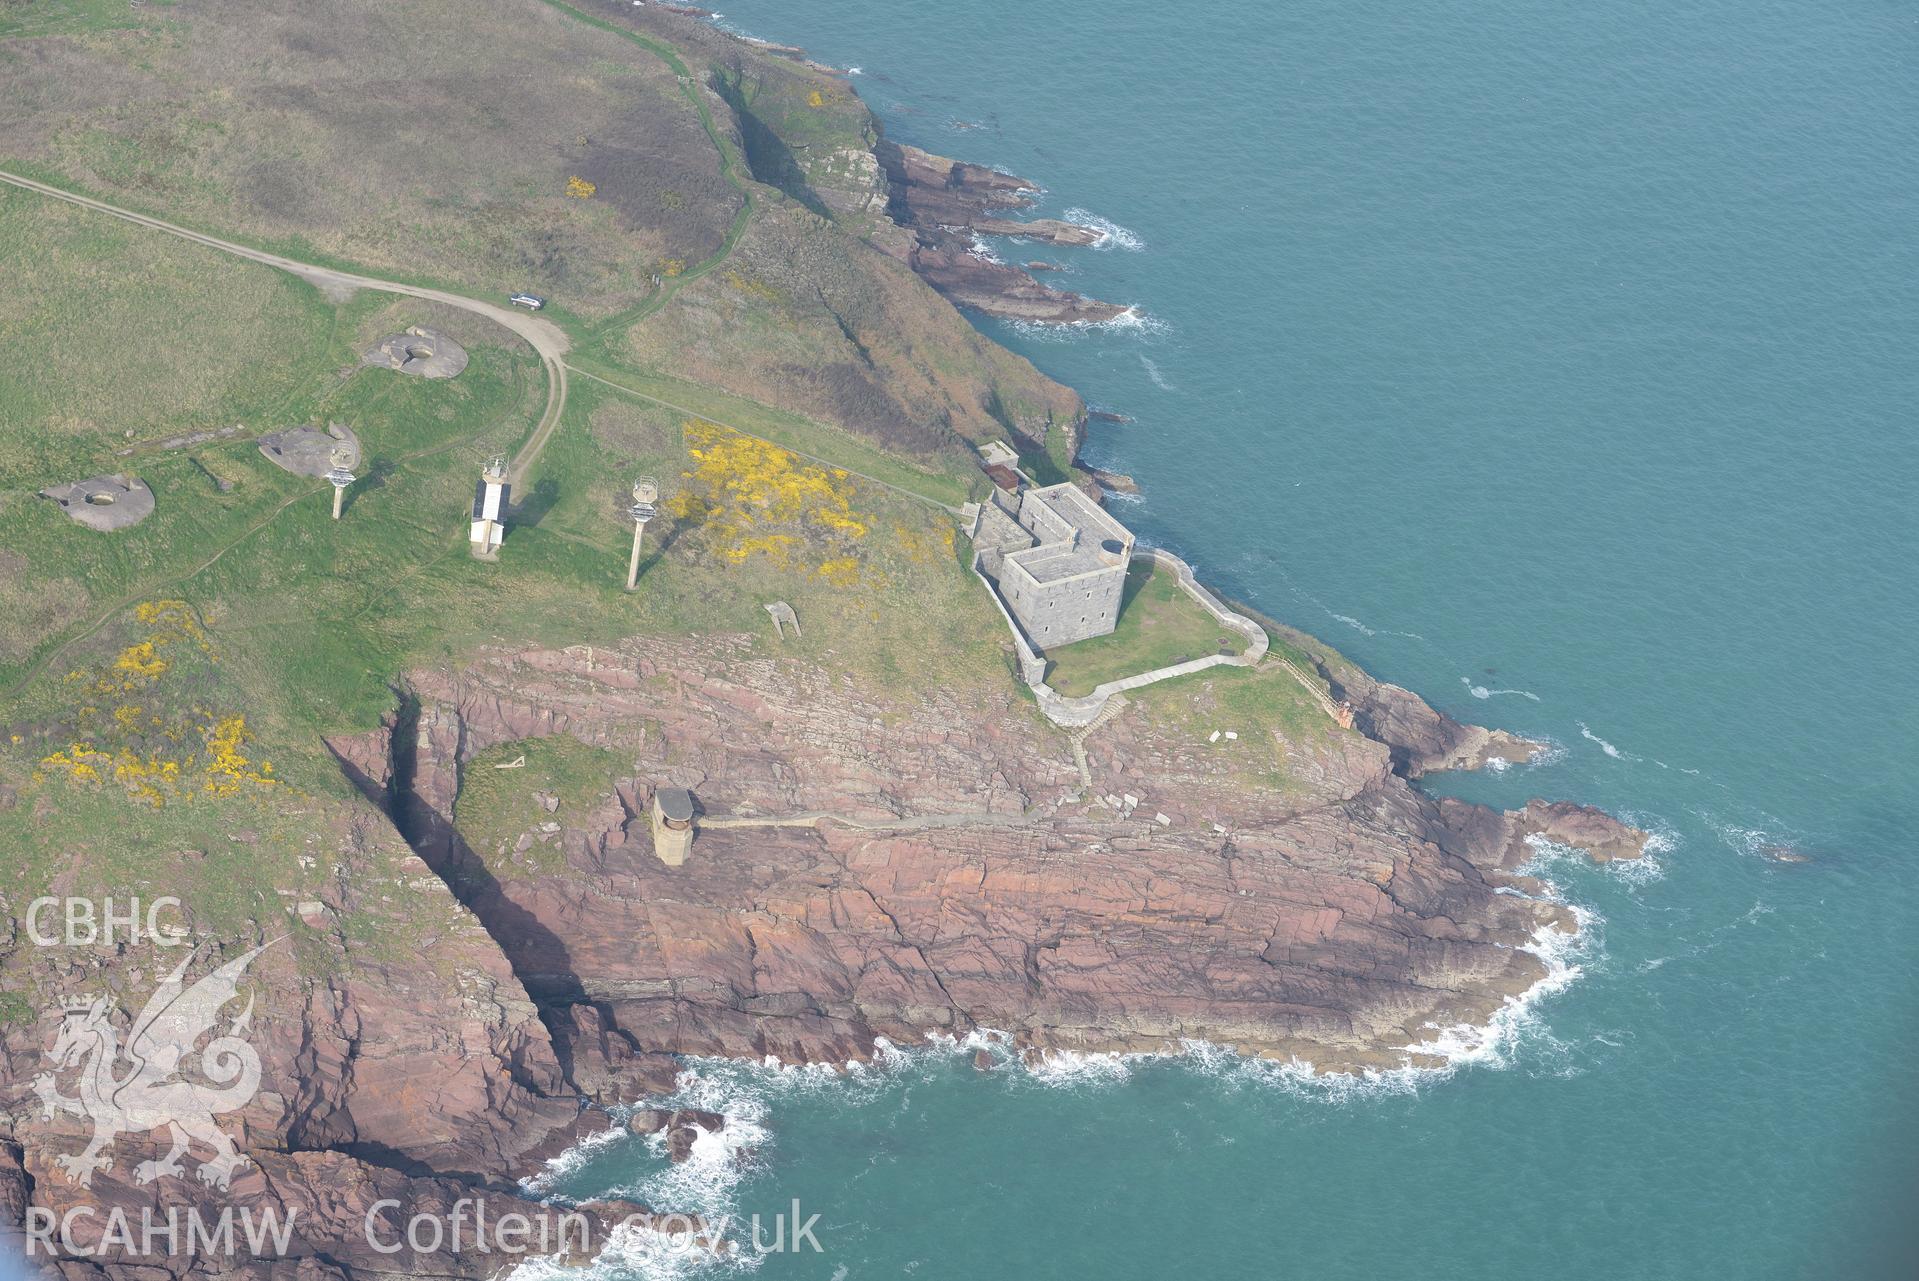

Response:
(1062, 207), (1145, 251)
(963, 232), (1005, 264)
(520, 880), (1602, 1277)
(1697, 810), (1805, 862)
(1000, 308), (1166, 342)
(1323, 609), (1424, 642)
(1524, 828), (1668, 888)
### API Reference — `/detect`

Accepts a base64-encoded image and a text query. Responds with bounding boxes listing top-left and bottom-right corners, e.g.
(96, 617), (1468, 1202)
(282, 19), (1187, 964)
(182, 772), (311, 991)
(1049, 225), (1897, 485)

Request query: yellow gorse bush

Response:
(667, 420), (874, 586)
(565, 175), (597, 198)
(34, 601), (276, 807)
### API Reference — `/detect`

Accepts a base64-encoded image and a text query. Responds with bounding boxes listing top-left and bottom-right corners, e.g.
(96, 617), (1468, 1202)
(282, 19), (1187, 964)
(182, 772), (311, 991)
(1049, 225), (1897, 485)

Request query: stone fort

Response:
(969, 479), (1135, 648)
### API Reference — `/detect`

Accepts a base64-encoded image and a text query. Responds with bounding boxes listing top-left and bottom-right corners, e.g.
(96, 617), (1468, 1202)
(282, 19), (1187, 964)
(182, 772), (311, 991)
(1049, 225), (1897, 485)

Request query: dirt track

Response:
(0, 169), (570, 487)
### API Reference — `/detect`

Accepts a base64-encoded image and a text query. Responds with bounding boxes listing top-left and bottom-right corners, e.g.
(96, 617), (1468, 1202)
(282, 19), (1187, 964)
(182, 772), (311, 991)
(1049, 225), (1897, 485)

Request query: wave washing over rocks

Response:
(520, 890), (1605, 1280)
(1062, 207), (1146, 251)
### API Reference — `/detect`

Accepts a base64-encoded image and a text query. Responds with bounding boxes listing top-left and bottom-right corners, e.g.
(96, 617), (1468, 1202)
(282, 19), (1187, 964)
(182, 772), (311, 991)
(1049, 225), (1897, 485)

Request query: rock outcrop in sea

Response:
(874, 141), (1132, 324)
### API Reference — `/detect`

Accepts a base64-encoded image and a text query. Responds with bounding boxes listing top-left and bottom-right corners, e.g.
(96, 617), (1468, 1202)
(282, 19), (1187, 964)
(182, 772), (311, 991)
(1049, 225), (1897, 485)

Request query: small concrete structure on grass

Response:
(363, 326), (468, 379)
(764, 601), (801, 640)
(39, 474), (155, 531)
(258, 422), (361, 478)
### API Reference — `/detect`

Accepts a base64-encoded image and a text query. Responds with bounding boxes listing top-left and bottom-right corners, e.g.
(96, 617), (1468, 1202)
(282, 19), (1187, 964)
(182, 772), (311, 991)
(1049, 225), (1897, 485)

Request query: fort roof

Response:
(1028, 483), (1133, 547)
(1006, 535), (1120, 584)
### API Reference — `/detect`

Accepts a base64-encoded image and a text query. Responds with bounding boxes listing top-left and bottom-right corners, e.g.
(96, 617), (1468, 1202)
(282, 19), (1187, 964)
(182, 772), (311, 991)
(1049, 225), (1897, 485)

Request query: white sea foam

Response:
(1017, 1046), (1138, 1089)
(1096, 306), (1161, 333)
(1576, 721), (1639, 761)
(1062, 207), (1144, 251)
(999, 308), (1164, 343)
(949, 893), (1596, 1096)
(1157, 909), (1598, 1099)
(1138, 353), (1176, 388)
(964, 233), (1004, 264)
(845, 66), (862, 75)
(1523, 737), (1569, 769)
(523, 881), (1607, 1266)
(1522, 830), (1666, 887)
(523, 902), (1602, 1276)
(1697, 811), (1803, 862)
(522, 1115), (626, 1191)
(1320, 608), (1424, 642)
(1461, 676), (1541, 702)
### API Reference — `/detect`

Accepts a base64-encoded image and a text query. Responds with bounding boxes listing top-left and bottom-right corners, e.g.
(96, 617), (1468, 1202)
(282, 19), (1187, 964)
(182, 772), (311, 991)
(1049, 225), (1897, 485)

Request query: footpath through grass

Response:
(530, 0), (760, 347)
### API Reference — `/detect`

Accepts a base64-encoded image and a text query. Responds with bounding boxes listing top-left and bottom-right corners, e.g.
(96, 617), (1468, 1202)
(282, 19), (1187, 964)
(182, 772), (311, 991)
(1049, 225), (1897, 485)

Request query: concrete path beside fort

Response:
(0, 169), (571, 488)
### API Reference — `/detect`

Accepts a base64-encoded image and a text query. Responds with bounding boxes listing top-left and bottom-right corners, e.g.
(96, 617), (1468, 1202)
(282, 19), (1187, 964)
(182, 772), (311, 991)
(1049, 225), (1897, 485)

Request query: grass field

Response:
(0, 0), (175, 38)
(1127, 658), (1344, 795)
(2, 0), (742, 319)
(454, 735), (630, 880)
(0, 191), (339, 485)
(1042, 560), (1251, 698)
(0, 170), (1021, 847)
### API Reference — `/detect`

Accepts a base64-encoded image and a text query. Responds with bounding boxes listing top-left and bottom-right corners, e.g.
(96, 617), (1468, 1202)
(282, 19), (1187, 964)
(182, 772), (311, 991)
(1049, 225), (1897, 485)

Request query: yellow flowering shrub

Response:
(667, 420), (874, 586)
(32, 602), (276, 807)
(565, 175), (597, 198)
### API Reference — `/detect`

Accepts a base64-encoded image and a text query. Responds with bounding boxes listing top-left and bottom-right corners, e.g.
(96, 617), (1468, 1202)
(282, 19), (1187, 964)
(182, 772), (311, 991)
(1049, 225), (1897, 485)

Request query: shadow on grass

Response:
(508, 476), (561, 528)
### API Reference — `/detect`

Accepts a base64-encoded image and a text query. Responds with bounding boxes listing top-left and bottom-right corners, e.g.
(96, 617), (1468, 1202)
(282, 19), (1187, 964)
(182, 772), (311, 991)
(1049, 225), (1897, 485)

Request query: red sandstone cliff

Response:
(2, 627), (1643, 1280)
(340, 635), (1642, 1075)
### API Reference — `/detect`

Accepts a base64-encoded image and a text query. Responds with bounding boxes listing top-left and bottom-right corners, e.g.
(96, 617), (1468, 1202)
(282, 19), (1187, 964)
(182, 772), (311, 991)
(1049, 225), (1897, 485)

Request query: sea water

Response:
(539, 0), (1919, 1274)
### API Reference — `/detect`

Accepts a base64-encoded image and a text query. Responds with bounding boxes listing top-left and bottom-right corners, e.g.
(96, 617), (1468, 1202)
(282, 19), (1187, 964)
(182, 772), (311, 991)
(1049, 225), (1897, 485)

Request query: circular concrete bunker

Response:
(362, 325), (468, 379)
(39, 474), (156, 531)
(258, 422), (362, 478)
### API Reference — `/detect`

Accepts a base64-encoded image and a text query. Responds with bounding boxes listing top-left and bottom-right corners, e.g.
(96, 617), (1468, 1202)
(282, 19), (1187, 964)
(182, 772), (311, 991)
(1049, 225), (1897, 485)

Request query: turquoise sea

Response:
(545, 0), (1919, 1275)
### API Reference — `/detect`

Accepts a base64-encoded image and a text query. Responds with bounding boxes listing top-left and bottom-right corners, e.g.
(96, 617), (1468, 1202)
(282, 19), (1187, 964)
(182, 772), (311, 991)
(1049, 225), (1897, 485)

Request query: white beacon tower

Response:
(325, 445), (357, 521)
(625, 476), (658, 590)
(470, 456), (509, 558)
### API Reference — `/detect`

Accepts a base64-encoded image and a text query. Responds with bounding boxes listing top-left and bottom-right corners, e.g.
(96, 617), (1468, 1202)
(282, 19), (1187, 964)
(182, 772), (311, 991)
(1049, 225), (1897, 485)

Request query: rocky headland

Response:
(0, 619), (1643, 1278)
(0, 7), (1653, 1278)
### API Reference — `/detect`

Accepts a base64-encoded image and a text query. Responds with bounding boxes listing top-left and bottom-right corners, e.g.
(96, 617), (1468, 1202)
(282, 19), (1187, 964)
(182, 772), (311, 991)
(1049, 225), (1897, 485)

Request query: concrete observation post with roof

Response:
(650, 787), (696, 866)
(970, 479), (1136, 648)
